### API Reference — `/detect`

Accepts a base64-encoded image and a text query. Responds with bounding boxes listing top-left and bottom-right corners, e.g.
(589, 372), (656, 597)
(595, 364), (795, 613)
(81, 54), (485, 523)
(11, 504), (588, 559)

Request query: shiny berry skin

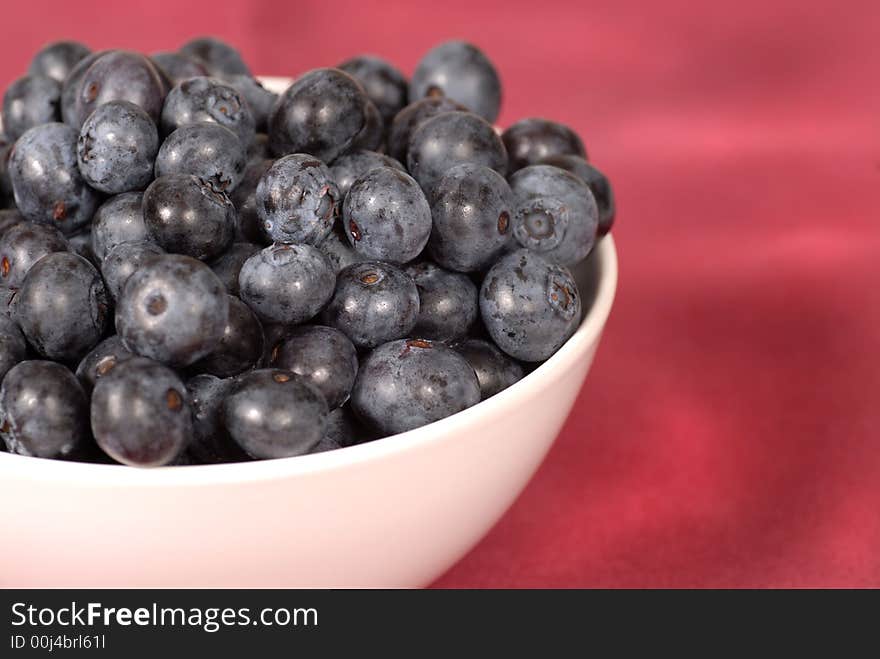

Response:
(317, 223), (368, 275)
(179, 37), (252, 79)
(323, 405), (369, 447)
(77, 100), (159, 194)
(225, 75), (277, 133)
(184, 374), (249, 464)
(539, 154), (616, 236)
(407, 110), (508, 193)
(427, 163), (515, 272)
(67, 228), (97, 266)
(59, 50), (103, 126)
(321, 261), (419, 349)
(452, 338), (523, 399)
(387, 96), (464, 163)
(351, 338), (480, 435)
(269, 325), (358, 409)
(29, 41), (91, 83)
(268, 68), (368, 162)
(409, 41), (501, 123)
(209, 241), (261, 296)
(479, 248), (581, 362)
(161, 76), (256, 148)
(230, 158), (272, 246)
(2, 75), (61, 140)
(190, 295), (264, 378)
(338, 55), (408, 126)
(70, 50), (166, 128)
(90, 356), (193, 466)
(255, 154), (340, 245)
(9, 122), (100, 234)
(0, 209), (23, 238)
(116, 254), (229, 367)
(1, 360), (89, 458)
(351, 100), (384, 151)
(238, 243), (335, 325)
(150, 51), (208, 85)
(90, 192), (148, 263)
(343, 166), (431, 264)
(0, 315), (27, 381)
(100, 240), (165, 302)
(143, 174), (236, 261)
(16, 252), (109, 362)
(0, 222), (69, 289)
(509, 164), (598, 266)
(329, 149), (405, 199)
(405, 261), (478, 342)
(75, 334), (135, 393)
(222, 369), (328, 459)
(501, 118), (587, 172)
(155, 122), (246, 192)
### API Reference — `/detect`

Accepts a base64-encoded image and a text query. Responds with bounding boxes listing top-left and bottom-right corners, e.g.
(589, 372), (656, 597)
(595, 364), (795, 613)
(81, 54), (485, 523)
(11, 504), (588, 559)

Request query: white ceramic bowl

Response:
(0, 77), (618, 586)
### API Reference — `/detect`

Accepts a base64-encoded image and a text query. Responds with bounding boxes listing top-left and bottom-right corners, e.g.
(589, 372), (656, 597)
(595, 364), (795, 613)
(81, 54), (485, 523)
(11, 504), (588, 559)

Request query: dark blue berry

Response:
(209, 241), (261, 296)
(185, 373), (249, 464)
(29, 41), (91, 83)
(225, 75), (277, 133)
(255, 153), (340, 245)
(1, 360), (89, 458)
(509, 164), (598, 266)
(75, 335), (135, 393)
(0, 222), (69, 289)
(387, 96), (465, 163)
(77, 100), (159, 193)
(0, 209), (23, 237)
(90, 356), (192, 466)
(351, 100), (384, 151)
(116, 254), (229, 366)
(321, 261), (418, 349)
(479, 248), (581, 361)
(155, 122), (246, 191)
(238, 243), (335, 325)
(179, 37), (251, 79)
(90, 192), (148, 263)
(269, 325), (358, 409)
(410, 41), (501, 122)
(190, 295), (264, 378)
(230, 158), (272, 245)
(317, 223), (368, 275)
(329, 149), (405, 199)
(539, 154), (616, 236)
(161, 76), (256, 147)
(452, 338), (523, 399)
(100, 240), (165, 302)
(427, 162), (514, 272)
(323, 405), (368, 447)
(150, 51), (208, 85)
(351, 338), (480, 435)
(309, 435), (341, 454)
(501, 118), (586, 172)
(2, 75), (61, 140)
(0, 315), (27, 381)
(339, 55), (408, 126)
(222, 368), (328, 459)
(405, 261), (478, 342)
(59, 50), (103, 126)
(67, 228), (98, 266)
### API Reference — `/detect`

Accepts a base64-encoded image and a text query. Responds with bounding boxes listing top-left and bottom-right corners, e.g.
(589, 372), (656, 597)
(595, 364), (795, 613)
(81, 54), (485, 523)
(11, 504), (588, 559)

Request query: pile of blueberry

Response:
(0, 38), (615, 467)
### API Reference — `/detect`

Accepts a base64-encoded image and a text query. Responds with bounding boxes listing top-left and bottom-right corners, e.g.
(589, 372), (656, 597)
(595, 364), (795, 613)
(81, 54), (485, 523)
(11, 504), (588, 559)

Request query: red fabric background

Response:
(4, 0), (879, 587)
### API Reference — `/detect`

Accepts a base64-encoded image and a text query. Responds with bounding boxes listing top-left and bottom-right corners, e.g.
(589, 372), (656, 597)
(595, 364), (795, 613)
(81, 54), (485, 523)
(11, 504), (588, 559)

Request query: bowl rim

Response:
(0, 196), (618, 486)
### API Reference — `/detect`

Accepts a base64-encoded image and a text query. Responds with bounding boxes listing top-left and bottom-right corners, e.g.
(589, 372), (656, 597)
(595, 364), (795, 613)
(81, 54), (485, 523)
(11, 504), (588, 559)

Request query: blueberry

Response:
(351, 338), (480, 435)
(16, 252), (108, 362)
(9, 123), (100, 234)
(74, 334), (135, 393)
(0, 209), (24, 238)
(143, 174), (236, 261)
(77, 100), (159, 194)
(501, 118), (587, 172)
(323, 405), (368, 447)
(59, 50), (104, 126)
(452, 338), (523, 399)
(67, 228), (98, 266)
(190, 295), (264, 378)
(225, 75), (277, 132)
(338, 55), (408, 126)
(509, 164), (598, 266)
(320, 261), (418, 349)
(238, 243), (335, 325)
(222, 369), (328, 459)
(90, 356), (192, 466)
(90, 192), (148, 263)
(0, 360), (89, 458)
(343, 166), (431, 263)
(407, 111), (507, 193)
(268, 68), (368, 162)
(230, 158), (272, 245)
(410, 41), (501, 123)
(0, 287), (17, 319)
(0, 222), (68, 289)
(100, 240), (165, 302)
(2, 75), (61, 140)
(116, 254), (229, 366)
(179, 37), (251, 79)
(0, 143), (15, 208)
(0, 315), (27, 381)
(209, 241), (261, 296)
(427, 163), (515, 272)
(539, 154), (616, 236)
(308, 436), (341, 454)
(155, 122), (246, 191)
(269, 325), (358, 409)
(329, 149), (405, 199)
(161, 76), (256, 148)
(150, 51), (208, 85)
(255, 154), (340, 245)
(316, 223), (368, 275)
(479, 248), (581, 362)
(29, 41), (91, 83)
(351, 100), (384, 151)
(70, 50), (166, 128)
(185, 373), (249, 464)
(387, 96), (465, 163)
(405, 261), (478, 342)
